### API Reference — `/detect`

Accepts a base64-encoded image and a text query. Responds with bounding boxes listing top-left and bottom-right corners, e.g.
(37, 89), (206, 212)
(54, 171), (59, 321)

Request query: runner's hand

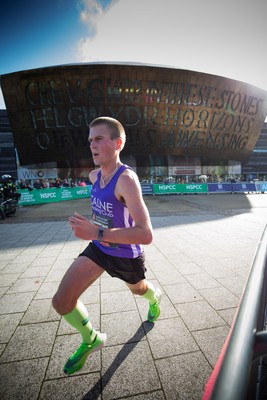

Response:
(69, 212), (97, 240)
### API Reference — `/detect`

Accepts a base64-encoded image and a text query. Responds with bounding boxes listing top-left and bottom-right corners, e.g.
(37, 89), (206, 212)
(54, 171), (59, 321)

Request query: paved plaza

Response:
(0, 193), (266, 400)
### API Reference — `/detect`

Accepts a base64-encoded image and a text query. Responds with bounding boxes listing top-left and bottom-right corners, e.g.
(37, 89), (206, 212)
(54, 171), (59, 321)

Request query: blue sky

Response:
(0, 0), (110, 74)
(1, 0), (267, 109)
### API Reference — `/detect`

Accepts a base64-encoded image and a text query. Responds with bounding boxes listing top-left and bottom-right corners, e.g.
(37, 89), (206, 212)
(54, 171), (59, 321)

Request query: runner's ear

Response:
(116, 137), (123, 150)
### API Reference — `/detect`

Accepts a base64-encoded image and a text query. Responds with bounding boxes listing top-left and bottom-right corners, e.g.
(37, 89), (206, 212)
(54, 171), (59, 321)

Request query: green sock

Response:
(143, 282), (157, 304)
(63, 300), (96, 344)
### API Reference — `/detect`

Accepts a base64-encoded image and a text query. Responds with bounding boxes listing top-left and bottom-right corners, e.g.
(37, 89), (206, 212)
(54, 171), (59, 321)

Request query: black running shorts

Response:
(79, 242), (147, 284)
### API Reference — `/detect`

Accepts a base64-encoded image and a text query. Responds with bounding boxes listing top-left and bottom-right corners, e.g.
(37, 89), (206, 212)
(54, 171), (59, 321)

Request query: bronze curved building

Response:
(1, 63), (267, 180)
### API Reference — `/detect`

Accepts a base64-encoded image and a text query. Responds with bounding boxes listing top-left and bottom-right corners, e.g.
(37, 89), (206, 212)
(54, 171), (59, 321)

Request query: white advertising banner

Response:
(17, 162), (58, 180)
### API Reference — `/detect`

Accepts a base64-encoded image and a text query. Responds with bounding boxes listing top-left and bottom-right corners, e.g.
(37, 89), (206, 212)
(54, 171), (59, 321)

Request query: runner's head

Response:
(89, 117), (126, 151)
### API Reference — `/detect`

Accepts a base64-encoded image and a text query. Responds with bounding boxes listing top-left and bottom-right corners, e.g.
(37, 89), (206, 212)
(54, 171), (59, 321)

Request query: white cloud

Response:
(80, 0), (105, 35)
(76, 0), (267, 91)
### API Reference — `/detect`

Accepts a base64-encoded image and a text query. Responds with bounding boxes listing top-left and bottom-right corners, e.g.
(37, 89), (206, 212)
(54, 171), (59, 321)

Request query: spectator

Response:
(55, 179), (62, 188)
(63, 178), (70, 187)
(19, 180), (28, 189)
(1, 175), (21, 201)
(42, 179), (50, 188)
(33, 179), (42, 189)
(78, 179), (86, 187)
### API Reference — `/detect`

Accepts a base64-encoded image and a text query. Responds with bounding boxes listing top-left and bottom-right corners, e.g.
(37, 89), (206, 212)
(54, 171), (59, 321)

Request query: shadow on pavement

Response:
(82, 322), (154, 399)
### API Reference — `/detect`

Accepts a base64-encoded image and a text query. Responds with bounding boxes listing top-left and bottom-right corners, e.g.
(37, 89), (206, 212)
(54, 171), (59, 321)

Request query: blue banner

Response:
(207, 183), (233, 193)
(255, 182), (267, 193)
(141, 183), (154, 195)
(231, 183), (256, 192)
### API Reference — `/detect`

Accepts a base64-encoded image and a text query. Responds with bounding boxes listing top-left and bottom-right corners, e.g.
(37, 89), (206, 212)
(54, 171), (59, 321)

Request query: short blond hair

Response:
(90, 117), (126, 149)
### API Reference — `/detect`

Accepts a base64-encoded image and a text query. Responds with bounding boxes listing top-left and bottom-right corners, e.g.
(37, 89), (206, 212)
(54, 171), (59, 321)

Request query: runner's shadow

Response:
(82, 321), (154, 399)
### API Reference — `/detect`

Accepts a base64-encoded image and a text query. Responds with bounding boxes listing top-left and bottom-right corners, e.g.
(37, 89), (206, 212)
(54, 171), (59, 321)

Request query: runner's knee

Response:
(127, 280), (147, 296)
(52, 292), (76, 315)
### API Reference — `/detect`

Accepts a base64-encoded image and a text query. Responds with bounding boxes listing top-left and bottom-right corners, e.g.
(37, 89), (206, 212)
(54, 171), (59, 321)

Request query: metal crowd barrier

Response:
(203, 225), (267, 400)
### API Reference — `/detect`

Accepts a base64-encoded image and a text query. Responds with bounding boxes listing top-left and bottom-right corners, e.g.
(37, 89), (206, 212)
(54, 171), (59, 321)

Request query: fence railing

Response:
(203, 225), (267, 400)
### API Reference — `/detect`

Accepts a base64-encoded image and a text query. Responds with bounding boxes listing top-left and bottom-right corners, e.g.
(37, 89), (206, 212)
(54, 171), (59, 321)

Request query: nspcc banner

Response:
(18, 186), (92, 206)
(153, 183), (207, 194)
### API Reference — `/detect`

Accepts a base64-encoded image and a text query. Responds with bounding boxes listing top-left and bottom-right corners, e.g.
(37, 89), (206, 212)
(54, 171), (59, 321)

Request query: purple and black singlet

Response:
(91, 164), (143, 259)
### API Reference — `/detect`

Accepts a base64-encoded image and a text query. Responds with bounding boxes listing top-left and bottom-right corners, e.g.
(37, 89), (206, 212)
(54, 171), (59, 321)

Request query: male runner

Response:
(52, 116), (161, 375)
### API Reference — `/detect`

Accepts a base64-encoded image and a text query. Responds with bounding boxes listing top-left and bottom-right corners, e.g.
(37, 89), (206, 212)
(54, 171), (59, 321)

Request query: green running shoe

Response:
(64, 332), (107, 375)
(147, 289), (162, 322)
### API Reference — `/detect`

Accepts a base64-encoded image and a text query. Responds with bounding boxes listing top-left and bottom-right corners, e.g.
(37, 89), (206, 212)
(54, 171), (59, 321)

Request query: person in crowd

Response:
(55, 178), (62, 188)
(77, 179), (86, 186)
(42, 179), (50, 188)
(63, 178), (70, 187)
(33, 179), (42, 189)
(0, 175), (21, 201)
(19, 180), (28, 189)
(49, 179), (55, 188)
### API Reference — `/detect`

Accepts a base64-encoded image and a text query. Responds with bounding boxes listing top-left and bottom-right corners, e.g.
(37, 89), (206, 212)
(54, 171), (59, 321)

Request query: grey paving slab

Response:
(0, 194), (266, 399)
(1, 262), (33, 274)
(185, 272), (220, 290)
(145, 317), (199, 359)
(199, 286), (240, 310)
(156, 351), (212, 400)
(7, 276), (44, 293)
(31, 256), (58, 266)
(44, 268), (68, 283)
(0, 273), (20, 287)
(101, 290), (136, 314)
(0, 292), (35, 314)
(101, 310), (144, 346)
(217, 274), (248, 296)
(79, 284), (100, 305)
(0, 358), (49, 400)
(20, 265), (52, 278)
(152, 267), (187, 285)
(0, 287), (9, 297)
(52, 258), (75, 270)
(0, 321), (58, 362)
(218, 307), (237, 325)
(101, 340), (161, 399)
(0, 343), (5, 355)
(40, 373), (101, 400)
(35, 281), (61, 300)
(164, 282), (203, 304)
(192, 325), (231, 367)
(173, 260), (204, 275)
(0, 260), (11, 270)
(175, 300), (226, 331)
(100, 274), (128, 292)
(21, 298), (60, 324)
(9, 253), (39, 264)
(0, 313), (23, 342)
(200, 262), (237, 278)
(118, 392), (165, 400)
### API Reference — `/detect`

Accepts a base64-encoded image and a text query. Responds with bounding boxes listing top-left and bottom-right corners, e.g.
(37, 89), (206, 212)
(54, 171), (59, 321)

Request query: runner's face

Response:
(89, 124), (118, 166)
